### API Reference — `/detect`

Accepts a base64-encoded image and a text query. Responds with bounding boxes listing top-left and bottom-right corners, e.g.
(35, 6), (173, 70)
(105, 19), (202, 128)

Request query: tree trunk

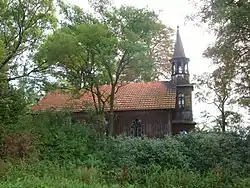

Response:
(108, 110), (114, 136)
(221, 105), (226, 132)
(108, 86), (115, 136)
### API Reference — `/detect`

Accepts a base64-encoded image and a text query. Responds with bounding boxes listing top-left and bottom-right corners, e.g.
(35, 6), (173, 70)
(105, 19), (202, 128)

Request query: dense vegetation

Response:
(1, 0), (250, 187)
(1, 111), (250, 187)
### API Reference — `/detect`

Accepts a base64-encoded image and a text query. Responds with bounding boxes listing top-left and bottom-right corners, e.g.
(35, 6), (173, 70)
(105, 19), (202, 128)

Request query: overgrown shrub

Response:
(93, 133), (250, 178)
(176, 132), (250, 177)
(0, 85), (27, 127)
(0, 159), (8, 178)
(2, 111), (250, 176)
(1, 111), (250, 187)
(0, 86), (28, 147)
(1, 132), (35, 160)
(95, 136), (189, 170)
(28, 111), (100, 163)
(1, 110), (106, 164)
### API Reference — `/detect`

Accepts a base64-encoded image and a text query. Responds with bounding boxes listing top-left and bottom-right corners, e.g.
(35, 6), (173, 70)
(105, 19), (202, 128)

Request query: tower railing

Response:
(173, 110), (193, 121)
(172, 75), (190, 85)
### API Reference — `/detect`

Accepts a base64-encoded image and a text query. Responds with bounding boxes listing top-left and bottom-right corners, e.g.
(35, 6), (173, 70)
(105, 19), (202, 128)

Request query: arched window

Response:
(178, 65), (183, 73)
(178, 93), (185, 108)
(131, 118), (144, 137)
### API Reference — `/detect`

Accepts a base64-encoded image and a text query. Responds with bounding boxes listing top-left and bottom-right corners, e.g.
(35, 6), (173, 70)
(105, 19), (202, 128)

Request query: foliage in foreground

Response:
(1, 111), (250, 187)
(1, 162), (250, 188)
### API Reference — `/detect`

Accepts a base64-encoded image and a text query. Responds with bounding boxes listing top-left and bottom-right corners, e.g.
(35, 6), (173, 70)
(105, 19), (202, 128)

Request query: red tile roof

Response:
(32, 81), (176, 112)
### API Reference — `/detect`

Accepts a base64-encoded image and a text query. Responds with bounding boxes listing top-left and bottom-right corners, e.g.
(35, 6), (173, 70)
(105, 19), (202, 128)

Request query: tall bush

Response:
(176, 132), (250, 177)
(30, 111), (94, 163)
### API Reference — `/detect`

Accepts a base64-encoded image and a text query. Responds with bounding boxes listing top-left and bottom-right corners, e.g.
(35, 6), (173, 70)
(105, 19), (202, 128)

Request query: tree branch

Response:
(0, 13), (26, 71)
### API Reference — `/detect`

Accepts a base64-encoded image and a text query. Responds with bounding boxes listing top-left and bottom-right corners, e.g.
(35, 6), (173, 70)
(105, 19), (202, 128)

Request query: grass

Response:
(0, 161), (133, 188)
(1, 160), (250, 188)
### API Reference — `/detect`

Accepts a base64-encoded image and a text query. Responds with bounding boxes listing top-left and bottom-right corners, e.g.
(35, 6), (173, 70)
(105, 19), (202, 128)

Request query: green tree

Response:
(59, 0), (173, 82)
(0, 0), (56, 82)
(0, 0), (56, 129)
(36, 23), (117, 113)
(36, 1), (172, 135)
(190, 0), (250, 110)
(150, 26), (174, 80)
(194, 65), (241, 132)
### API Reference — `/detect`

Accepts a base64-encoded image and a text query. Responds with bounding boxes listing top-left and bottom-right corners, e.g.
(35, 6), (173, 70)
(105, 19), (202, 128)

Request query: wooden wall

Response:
(73, 109), (172, 138)
(112, 109), (172, 137)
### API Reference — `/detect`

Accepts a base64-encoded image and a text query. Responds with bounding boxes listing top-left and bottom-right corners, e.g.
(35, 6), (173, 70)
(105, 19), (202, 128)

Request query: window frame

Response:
(178, 92), (185, 108)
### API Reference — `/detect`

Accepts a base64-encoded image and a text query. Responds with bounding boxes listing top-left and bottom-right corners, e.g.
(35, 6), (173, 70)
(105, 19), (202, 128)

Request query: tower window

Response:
(178, 65), (183, 73)
(185, 64), (188, 74)
(178, 93), (185, 108)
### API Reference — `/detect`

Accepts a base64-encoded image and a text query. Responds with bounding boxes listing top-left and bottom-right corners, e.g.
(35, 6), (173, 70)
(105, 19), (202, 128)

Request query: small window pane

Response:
(178, 93), (185, 108)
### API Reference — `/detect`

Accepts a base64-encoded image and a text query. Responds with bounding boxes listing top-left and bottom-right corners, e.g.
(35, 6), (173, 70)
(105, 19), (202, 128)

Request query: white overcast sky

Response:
(66, 0), (218, 123)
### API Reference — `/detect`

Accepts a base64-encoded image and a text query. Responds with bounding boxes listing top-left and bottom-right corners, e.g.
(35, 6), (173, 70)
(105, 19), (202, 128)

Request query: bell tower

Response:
(170, 26), (196, 134)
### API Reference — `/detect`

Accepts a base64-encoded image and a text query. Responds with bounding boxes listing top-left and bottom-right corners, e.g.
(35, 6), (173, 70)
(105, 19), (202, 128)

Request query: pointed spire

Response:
(173, 26), (186, 58)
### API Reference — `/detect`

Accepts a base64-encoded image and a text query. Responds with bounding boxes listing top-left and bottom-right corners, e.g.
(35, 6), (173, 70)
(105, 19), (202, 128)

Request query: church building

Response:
(32, 26), (196, 137)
